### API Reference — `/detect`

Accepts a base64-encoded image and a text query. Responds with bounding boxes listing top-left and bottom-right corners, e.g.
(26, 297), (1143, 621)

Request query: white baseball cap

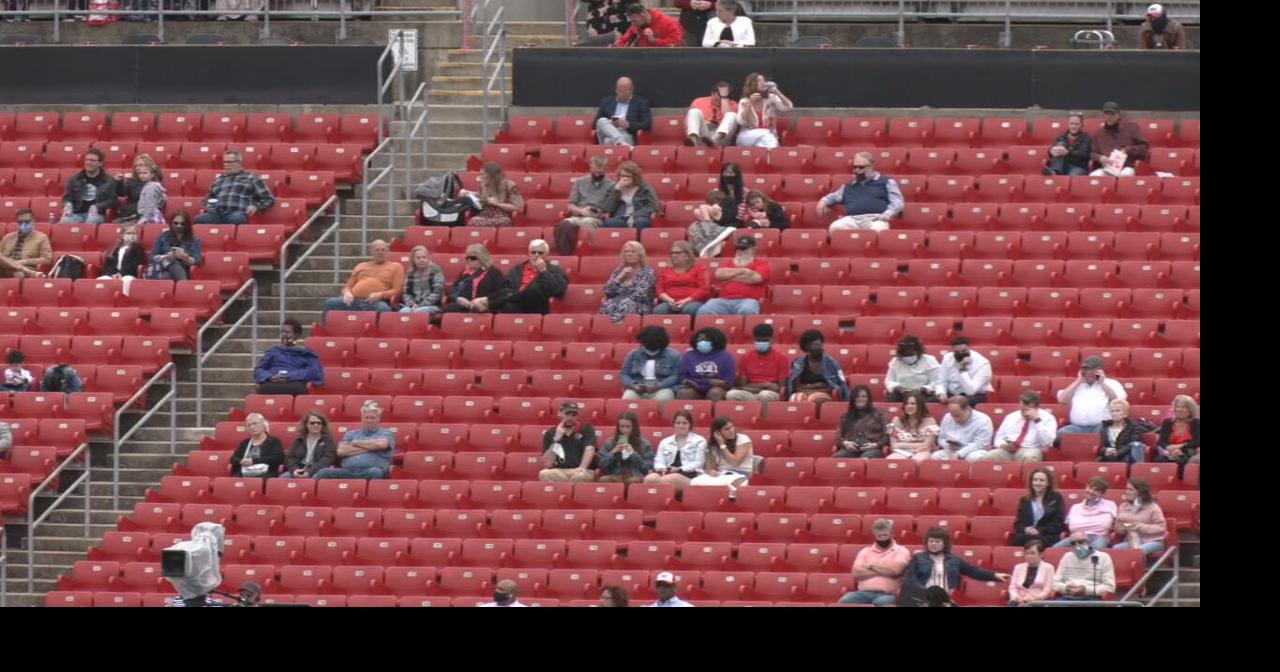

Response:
(655, 571), (677, 584)
(1147, 3), (1163, 14)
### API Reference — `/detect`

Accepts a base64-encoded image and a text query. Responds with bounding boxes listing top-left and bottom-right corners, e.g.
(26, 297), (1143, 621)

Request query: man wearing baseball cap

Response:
(538, 401), (599, 483)
(648, 571), (695, 607)
(1056, 355), (1128, 437)
(1140, 4), (1187, 50)
(696, 235), (770, 316)
(1089, 102), (1149, 177)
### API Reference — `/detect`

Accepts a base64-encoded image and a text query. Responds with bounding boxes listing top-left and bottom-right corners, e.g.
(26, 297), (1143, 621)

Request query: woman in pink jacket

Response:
(1111, 477), (1168, 557)
(1008, 540), (1055, 606)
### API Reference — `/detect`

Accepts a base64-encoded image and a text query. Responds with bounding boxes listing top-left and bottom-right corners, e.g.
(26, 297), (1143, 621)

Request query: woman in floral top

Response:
(581, 0), (631, 44)
(465, 161), (524, 228)
(887, 390), (939, 464)
(599, 241), (656, 323)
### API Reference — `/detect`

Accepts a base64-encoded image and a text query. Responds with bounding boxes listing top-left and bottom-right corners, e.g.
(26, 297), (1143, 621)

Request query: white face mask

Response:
(901, 355), (920, 366)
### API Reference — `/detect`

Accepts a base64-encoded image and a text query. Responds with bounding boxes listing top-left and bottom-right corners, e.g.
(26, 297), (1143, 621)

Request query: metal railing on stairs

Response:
(279, 195), (343, 326)
(112, 363), (178, 510)
(194, 279), (260, 424)
(1, 525), (7, 607)
(475, 0), (509, 144)
(27, 441), (90, 592)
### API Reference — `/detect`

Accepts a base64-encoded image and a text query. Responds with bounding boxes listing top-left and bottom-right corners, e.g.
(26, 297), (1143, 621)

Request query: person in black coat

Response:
(489, 239), (569, 315)
(1012, 466), (1067, 547)
(282, 411), (339, 479)
(904, 527), (1009, 592)
(99, 225), (147, 280)
(1045, 112), (1093, 176)
(740, 190), (790, 230)
(1098, 399), (1154, 463)
(1153, 395), (1200, 475)
(441, 244), (507, 314)
(230, 413), (286, 479)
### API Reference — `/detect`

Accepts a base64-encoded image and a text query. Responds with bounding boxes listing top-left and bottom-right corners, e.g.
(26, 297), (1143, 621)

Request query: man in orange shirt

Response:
(321, 239), (406, 320)
(685, 81), (739, 147)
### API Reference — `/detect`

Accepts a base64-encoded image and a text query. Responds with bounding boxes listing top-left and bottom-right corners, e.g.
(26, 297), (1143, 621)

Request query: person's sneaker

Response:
(1041, 167), (1054, 176)
(684, 135), (698, 147)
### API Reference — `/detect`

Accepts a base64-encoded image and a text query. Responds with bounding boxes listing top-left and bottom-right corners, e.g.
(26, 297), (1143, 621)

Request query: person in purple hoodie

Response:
(676, 326), (735, 401)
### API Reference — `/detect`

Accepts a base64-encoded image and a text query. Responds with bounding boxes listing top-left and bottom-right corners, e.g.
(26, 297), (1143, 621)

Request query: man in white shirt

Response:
(479, 579), (528, 607)
(1055, 356), (1126, 437)
(976, 391), (1057, 462)
(930, 396), (994, 461)
(648, 571), (695, 607)
(939, 337), (993, 407)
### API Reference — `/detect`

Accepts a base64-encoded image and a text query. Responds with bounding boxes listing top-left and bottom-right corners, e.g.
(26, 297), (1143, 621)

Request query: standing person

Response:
(819, 152), (905, 233)
(0, 209), (52, 279)
(230, 413), (285, 479)
(194, 151), (275, 225)
(1054, 477), (1118, 550)
(97, 223), (147, 295)
(1044, 112), (1093, 177)
(838, 519), (912, 607)
(491, 239), (569, 315)
(596, 411), (655, 484)
(538, 402), (599, 484)
(886, 390), (938, 464)
(1154, 395), (1200, 473)
(614, 3), (684, 47)
(1089, 102), (1149, 177)
(1008, 540), (1056, 606)
(1012, 467), (1067, 547)
(399, 245), (446, 315)
(938, 337), (992, 406)
(621, 326), (682, 402)
(1139, 3), (1187, 49)
(978, 391), (1057, 462)
(146, 212), (203, 281)
(312, 401), (394, 481)
(441, 244), (506, 314)
(885, 335), (945, 402)
(1053, 532), (1115, 601)
(696, 236), (770, 316)
(726, 322), (790, 403)
(320, 239), (405, 318)
(254, 318), (324, 395)
(1056, 356), (1127, 436)
(904, 527), (1008, 593)
(281, 411), (338, 480)
(1112, 477), (1168, 557)
(702, 0), (755, 48)
(644, 410), (708, 494)
(554, 156), (615, 256)
(684, 81), (739, 147)
(61, 148), (118, 225)
(930, 396), (994, 462)
(735, 72), (793, 148)
(115, 154), (167, 224)
(598, 241), (656, 322)
(602, 161), (660, 232)
(676, 0), (716, 47)
(653, 241), (711, 316)
(787, 330), (849, 406)
(595, 77), (652, 146)
(832, 385), (890, 458)
(690, 417), (754, 490)
(1098, 399), (1153, 464)
(676, 327), (735, 401)
(462, 162), (524, 228)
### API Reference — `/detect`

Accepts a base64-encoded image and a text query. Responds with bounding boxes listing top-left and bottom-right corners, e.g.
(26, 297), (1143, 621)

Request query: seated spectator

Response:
(735, 72), (793, 148)
(621, 326), (682, 401)
(886, 390), (938, 464)
(677, 0), (715, 47)
(726, 322), (790, 403)
(602, 161), (660, 231)
(697, 236), (769, 316)
(98, 223), (146, 295)
(281, 411), (338, 480)
(716, 162), (747, 227)
(480, 580), (528, 607)
(690, 417), (754, 489)
(615, 3), (684, 47)
(677, 326), (734, 401)
(1140, 4), (1187, 49)
(230, 413), (285, 479)
(442, 244), (506, 314)
(787, 329), (849, 405)
(597, 411), (655, 484)
(740, 191), (789, 230)
(115, 154), (167, 224)
(145, 212), (202, 282)
(1113, 477), (1168, 557)
(3, 352), (33, 393)
(1056, 356), (1127, 436)
(930, 396), (994, 462)
(1054, 477), (1118, 550)
(0, 209), (53, 279)
(462, 161), (524, 228)
(490, 238), (568, 315)
(820, 152), (905, 233)
(595, 77), (652, 146)
(600, 585), (630, 607)
(578, 0), (631, 46)
(1053, 532), (1116, 601)
(313, 401), (394, 480)
(599, 241), (656, 322)
(649, 571), (694, 607)
(40, 363), (84, 394)
(1089, 102), (1149, 177)
(833, 384), (890, 458)
(60, 148), (118, 225)
(838, 518), (912, 607)
(400, 245), (446, 314)
(254, 318), (323, 395)
(1044, 112), (1092, 177)
(321, 239), (404, 318)
(553, 156), (616, 255)
(904, 527), (1008, 593)
(1099, 399), (1154, 464)
(1008, 540), (1056, 606)
(885, 335), (945, 403)
(1013, 467), (1067, 547)
(688, 190), (733, 258)
(539, 402), (599, 483)
(685, 81), (739, 147)
(939, 337), (992, 406)
(654, 241), (711, 315)
(644, 410), (708, 493)
(1154, 394), (1200, 471)
(978, 391), (1057, 463)
(194, 151), (275, 225)
(703, 0), (755, 48)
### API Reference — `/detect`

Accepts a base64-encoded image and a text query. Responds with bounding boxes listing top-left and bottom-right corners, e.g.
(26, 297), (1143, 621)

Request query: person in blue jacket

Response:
(905, 527), (1010, 594)
(254, 318), (324, 395)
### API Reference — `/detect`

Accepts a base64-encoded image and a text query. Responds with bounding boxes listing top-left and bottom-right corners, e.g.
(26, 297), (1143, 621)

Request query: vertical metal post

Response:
(264, 0), (272, 39)
(170, 381), (177, 455)
(158, 4), (165, 44)
(83, 462), (90, 537)
(1003, 0), (1012, 48)
(790, 0), (799, 44)
(1106, 1), (1114, 32)
(334, 211), (341, 283)
(54, 0), (61, 44)
(252, 283), (259, 373)
(339, 0), (348, 41)
(898, 0), (905, 49)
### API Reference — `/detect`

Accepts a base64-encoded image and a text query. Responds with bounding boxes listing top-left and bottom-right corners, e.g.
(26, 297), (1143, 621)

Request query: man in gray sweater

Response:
(1054, 532), (1117, 601)
(553, 156), (616, 255)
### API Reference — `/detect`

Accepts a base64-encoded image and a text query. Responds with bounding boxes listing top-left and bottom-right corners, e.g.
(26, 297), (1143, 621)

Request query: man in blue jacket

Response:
(254, 318), (324, 396)
(595, 76), (652, 147)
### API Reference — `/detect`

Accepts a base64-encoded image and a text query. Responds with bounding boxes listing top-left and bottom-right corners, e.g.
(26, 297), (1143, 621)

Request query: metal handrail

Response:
(479, 2), (508, 143)
(401, 81), (432, 199)
(279, 194), (342, 325)
(194, 278), (260, 422)
(565, 0), (580, 44)
(360, 137), (395, 249)
(1122, 545), (1182, 607)
(26, 441), (90, 592)
(112, 362), (178, 509)
(1, 525), (7, 607)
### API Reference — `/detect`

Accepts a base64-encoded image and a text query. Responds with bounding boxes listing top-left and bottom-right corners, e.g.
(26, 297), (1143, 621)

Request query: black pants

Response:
(257, 381), (309, 396)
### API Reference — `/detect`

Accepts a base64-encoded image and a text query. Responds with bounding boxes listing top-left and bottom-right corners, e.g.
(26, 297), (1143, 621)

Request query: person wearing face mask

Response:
(787, 329), (849, 406)
(1013, 467), (1067, 547)
(1088, 102), (1149, 177)
(676, 327), (735, 401)
(621, 326), (682, 401)
(146, 212), (203, 282)
(726, 323), (790, 403)
(654, 241), (711, 315)
(0, 209), (53, 279)
(838, 518), (912, 606)
(479, 580), (528, 607)
(716, 162), (747, 227)
(978, 391), (1057, 463)
(885, 335), (945, 403)
(554, 156), (616, 255)
(1139, 4), (1187, 49)
(599, 241), (656, 322)
(1008, 540), (1056, 606)
(833, 385), (890, 458)
(696, 236), (770, 316)
(938, 337), (992, 407)
(1055, 477), (1118, 550)
(60, 148), (119, 225)
(904, 527), (1009, 594)
(685, 80), (739, 147)
(820, 152), (904, 233)
(254, 318), (324, 396)
(98, 224), (147, 296)
(1056, 356), (1127, 437)
(1044, 113), (1093, 177)
(1052, 532), (1115, 601)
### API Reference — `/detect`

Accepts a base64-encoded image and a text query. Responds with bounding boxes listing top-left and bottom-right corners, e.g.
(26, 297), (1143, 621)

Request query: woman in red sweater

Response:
(653, 240), (711, 316)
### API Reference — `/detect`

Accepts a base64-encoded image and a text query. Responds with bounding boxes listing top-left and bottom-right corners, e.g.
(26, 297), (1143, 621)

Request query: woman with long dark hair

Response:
(886, 390), (938, 464)
(596, 411), (655, 484)
(833, 385), (890, 458)
(147, 211), (203, 281)
(282, 411), (339, 479)
(1012, 466), (1067, 546)
(690, 417), (754, 490)
(464, 161), (524, 228)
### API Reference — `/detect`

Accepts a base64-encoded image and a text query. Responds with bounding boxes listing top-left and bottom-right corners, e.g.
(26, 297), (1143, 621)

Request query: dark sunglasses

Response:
(1072, 540), (1090, 546)
(307, 420), (324, 426)
(853, 164), (871, 170)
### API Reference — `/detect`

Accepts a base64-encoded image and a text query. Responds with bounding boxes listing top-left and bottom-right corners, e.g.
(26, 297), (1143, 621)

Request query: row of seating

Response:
(0, 335), (170, 374)
(43, 591), (878, 608)
(2, 279), (220, 314)
(1, 307), (212, 347)
(0, 144), (363, 183)
(0, 195), (309, 230)
(0, 112), (383, 149)
(0, 221), (290, 266)
(0, 365), (149, 404)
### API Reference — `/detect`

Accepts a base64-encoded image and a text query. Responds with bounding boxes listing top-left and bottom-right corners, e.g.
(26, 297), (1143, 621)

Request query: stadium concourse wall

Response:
(512, 48), (1200, 112)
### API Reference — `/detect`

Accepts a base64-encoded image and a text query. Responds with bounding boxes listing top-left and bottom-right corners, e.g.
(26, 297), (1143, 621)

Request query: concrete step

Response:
(41, 509), (129, 526)
(425, 120), (488, 140)
(436, 61), (511, 76)
(1, 593), (50, 608)
(416, 136), (488, 155)
(3, 563), (70, 581)
(430, 75), (512, 93)
(30, 522), (117, 540)
(1151, 597), (1200, 607)
(504, 21), (569, 38)
(416, 103), (496, 122)
(428, 91), (510, 106)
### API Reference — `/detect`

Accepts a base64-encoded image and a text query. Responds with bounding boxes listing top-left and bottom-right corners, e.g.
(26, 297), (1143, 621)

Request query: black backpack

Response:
(414, 172), (478, 226)
(50, 254), (86, 280)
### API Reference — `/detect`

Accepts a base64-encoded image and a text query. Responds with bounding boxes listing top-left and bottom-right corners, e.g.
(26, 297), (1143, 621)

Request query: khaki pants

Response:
(539, 468), (597, 483)
(622, 388), (676, 401)
(597, 473), (645, 484)
(829, 214), (890, 232)
(725, 389), (782, 403)
(685, 108), (738, 144)
(976, 447), (1044, 463)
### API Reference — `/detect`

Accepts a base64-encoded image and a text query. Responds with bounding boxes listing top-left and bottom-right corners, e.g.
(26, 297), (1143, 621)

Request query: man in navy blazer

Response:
(595, 76), (652, 147)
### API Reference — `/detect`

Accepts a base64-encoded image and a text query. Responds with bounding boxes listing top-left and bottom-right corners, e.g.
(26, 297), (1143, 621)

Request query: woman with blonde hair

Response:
(117, 153), (167, 224)
(1155, 395), (1200, 472)
(1098, 398), (1154, 464)
(603, 161), (661, 231)
(400, 245), (446, 314)
(465, 161), (524, 227)
(599, 240), (656, 322)
(736, 72), (793, 148)
(654, 240), (711, 316)
(442, 243), (506, 313)
(98, 223), (147, 295)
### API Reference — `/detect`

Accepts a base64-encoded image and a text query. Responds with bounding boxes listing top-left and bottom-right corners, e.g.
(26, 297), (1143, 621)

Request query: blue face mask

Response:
(17, 221), (33, 235)
(754, 341), (771, 354)
(696, 341), (712, 354)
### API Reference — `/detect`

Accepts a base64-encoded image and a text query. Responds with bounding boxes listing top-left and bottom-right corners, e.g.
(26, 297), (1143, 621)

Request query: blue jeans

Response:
(1113, 540), (1165, 556)
(1052, 534), (1110, 550)
(195, 208), (250, 225)
(653, 301), (703, 316)
(603, 216), (651, 232)
(313, 466), (386, 480)
(1057, 423), (1101, 438)
(838, 591), (897, 607)
(322, 297), (392, 317)
(400, 305), (442, 314)
(697, 299), (761, 316)
(62, 212), (105, 225)
(1047, 158), (1088, 176)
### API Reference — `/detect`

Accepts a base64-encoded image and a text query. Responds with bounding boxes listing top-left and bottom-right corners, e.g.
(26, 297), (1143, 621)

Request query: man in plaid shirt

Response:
(195, 151), (275, 225)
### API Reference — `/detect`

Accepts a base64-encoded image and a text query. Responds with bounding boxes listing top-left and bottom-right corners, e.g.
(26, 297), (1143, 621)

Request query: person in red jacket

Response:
(615, 3), (684, 47)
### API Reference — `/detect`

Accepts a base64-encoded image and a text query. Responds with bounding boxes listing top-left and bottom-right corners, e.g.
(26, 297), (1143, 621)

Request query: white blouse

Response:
(702, 16), (756, 48)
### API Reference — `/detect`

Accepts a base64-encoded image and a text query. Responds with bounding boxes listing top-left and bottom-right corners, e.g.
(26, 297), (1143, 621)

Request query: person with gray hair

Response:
(554, 156), (617, 255)
(195, 150), (275, 225)
(230, 413), (285, 479)
(838, 518), (912, 606)
(322, 239), (406, 318)
(819, 151), (905, 233)
(313, 401), (395, 480)
(400, 245), (446, 314)
(487, 238), (570, 315)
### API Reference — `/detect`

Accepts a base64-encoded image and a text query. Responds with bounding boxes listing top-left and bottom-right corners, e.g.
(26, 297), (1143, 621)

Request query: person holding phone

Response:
(832, 385), (890, 458)
(147, 211), (203, 281)
(690, 417), (754, 489)
(976, 391), (1057, 463)
(595, 76), (652, 146)
(539, 402), (599, 483)
(597, 411), (655, 484)
(1044, 112), (1092, 176)
(621, 326), (682, 401)
(1056, 356), (1127, 437)
(938, 337), (992, 407)
(930, 396), (994, 462)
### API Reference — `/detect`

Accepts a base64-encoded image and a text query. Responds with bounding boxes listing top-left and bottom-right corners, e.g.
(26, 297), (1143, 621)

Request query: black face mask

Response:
(591, 174), (605, 183)
(875, 538), (893, 549)
(493, 592), (512, 605)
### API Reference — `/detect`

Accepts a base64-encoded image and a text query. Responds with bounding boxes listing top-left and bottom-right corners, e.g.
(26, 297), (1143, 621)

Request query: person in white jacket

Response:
(703, 0), (755, 47)
(975, 391), (1058, 462)
(885, 335), (946, 402)
(939, 336), (993, 406)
